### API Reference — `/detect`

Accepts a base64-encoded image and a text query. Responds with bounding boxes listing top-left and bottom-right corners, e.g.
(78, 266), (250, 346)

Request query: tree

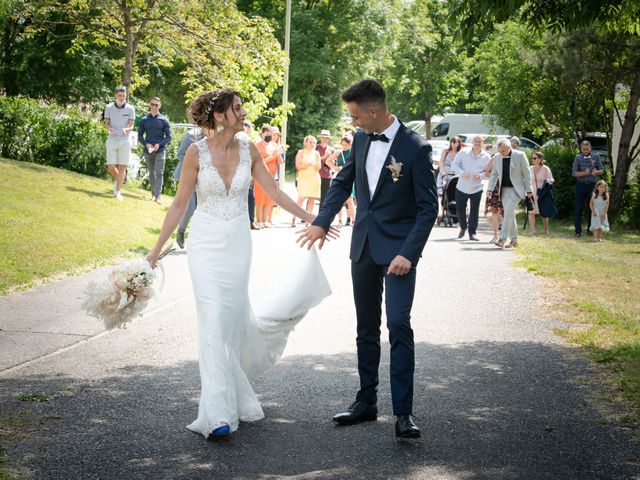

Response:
(0, 1), (115, 103)
(469, 22), (612, 140)
(376, 0), (469, 134)
(26, 0), (288, 119)
(450, 0), (640, 216)
(238, 0), (399, 157)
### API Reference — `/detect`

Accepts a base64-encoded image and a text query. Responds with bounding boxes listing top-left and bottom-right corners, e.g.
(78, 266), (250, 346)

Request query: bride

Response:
(146, 89), (335, 439)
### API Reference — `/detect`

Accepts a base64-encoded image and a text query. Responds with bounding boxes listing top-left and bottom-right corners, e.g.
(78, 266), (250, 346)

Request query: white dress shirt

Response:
(451, 147), (491, 194)
(366, 116), (401, 198)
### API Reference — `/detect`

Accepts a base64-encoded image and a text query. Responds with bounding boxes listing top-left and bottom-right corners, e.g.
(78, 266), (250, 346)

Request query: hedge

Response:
(0, 96), (107, 177)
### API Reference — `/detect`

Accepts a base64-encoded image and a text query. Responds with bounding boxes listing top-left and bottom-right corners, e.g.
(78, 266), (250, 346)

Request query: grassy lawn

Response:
(514, 219), (640, 423)
(1, 158), (173, 294)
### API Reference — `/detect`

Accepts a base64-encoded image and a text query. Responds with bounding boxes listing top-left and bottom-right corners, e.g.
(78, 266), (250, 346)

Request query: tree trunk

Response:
(423, 111), (432, 139)
(121, 2), (134, 94)
(610, 64), (640, 216)
(1, 15), (20, 96)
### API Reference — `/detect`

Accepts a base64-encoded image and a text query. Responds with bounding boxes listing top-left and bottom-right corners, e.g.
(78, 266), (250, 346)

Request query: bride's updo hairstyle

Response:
(188, 89), (241, 130)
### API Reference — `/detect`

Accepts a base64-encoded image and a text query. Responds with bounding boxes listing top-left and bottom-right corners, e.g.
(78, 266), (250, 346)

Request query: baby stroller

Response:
(438, 175), (459, 227)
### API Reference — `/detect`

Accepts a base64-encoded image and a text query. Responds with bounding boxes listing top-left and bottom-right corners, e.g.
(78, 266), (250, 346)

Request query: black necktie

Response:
(368, 133), (389, 143)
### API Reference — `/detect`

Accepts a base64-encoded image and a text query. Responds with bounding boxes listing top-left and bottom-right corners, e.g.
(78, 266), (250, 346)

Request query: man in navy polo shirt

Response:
(572, 140), (604, 237)
(138, 97), (172, 203)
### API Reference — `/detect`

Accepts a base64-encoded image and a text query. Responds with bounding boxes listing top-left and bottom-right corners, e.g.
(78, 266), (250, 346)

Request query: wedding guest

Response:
(173, 126), (205, 248)
(317, 129), (336, 209)
(326, 136), (356, 227)
(510, 136), (521, 150)
(255, 125), (285, 227)
(292, 135), (321, 226)
(589, 180), (610, 242)
(451, 135), (491, 241)
(103, 85), (135, 201)
(138, 96), (172, 203)
(437, 136), (461, 195)
(266, 126), (286, 225)
(484, 154), (504, 244)
(243, 121), (260, 230)
(528, 151), (554, 235)
(486, 138), (533, 249)
(572, 140), (604, 238)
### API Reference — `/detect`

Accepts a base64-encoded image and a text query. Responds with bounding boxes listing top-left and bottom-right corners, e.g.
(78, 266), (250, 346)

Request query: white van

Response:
(431, 114), (509, 139)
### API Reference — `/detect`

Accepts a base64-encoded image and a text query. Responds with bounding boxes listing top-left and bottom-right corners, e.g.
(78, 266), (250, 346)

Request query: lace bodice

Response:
(194, 135), (252, 221)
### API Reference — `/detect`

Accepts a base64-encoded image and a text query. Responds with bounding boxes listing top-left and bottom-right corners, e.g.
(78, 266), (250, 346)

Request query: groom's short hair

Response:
(342, 79), (387, 108)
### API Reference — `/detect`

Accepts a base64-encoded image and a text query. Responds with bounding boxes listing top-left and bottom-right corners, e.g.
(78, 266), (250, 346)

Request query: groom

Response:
(298, 79), (438, 438)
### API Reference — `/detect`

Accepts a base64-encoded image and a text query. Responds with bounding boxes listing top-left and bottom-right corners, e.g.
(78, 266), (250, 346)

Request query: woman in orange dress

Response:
(265, 127), (286, 225)
(254, 126), (285, 227)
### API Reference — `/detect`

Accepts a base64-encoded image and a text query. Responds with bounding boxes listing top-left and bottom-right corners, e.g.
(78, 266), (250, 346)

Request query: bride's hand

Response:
(145, 251), (159, 269)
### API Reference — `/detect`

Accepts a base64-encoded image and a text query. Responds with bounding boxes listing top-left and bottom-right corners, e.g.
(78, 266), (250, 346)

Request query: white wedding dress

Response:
(186, 135), (331, 437)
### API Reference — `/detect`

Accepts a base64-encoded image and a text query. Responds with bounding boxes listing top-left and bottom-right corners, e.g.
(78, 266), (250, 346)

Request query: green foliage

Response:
(377, 0), (469, 122)
(239, 0), (399, 167)
(470, 22), (613, 139)
(0, 97), (107, 177)
(449, 0), (640, 39)
(23, 0), (288, 122)
(0, 1), (115, 104)
(539, 145), (579, 218)
(617, 167), (640, 227)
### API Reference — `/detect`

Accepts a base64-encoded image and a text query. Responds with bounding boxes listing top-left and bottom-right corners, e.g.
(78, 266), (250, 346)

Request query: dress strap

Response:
(195, 138), (209, 168)
(238, 135), (251, 167)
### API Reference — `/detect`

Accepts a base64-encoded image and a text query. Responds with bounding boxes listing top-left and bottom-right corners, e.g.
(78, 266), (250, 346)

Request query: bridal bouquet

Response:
(82, 245), (175, 330)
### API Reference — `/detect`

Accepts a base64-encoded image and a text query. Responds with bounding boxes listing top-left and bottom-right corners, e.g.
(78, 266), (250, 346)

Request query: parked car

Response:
(517, 137), (541, 150)
(542, 132), (609, 163)
(405, 116), (443, 139)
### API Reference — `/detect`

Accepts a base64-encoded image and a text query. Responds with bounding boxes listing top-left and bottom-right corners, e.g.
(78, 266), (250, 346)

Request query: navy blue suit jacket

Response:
(313, 123), (438, 265)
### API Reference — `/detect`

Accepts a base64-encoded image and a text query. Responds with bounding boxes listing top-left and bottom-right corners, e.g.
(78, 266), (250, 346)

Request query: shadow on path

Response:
(1, 342), (638, 479)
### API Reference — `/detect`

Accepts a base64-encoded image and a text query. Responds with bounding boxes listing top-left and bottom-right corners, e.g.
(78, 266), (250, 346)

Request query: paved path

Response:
(1, 218), (638, 479)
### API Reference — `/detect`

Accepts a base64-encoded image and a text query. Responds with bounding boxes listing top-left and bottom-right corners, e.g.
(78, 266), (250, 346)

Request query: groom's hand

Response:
(297, 225), (340, 250)
(388, 255), (411, 276)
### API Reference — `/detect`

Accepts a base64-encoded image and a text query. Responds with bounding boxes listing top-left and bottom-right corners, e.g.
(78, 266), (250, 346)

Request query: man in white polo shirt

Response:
(104, 85), (135, 201)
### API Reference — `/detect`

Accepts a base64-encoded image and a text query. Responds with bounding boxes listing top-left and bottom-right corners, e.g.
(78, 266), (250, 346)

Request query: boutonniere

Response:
(386, 156), (403, 182)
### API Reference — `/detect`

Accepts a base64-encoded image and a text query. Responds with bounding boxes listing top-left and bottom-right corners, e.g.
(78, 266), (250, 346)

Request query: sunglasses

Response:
(150, 103), (160, 107)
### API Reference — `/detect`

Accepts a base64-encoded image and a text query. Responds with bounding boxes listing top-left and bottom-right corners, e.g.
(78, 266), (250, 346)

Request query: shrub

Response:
(617, 167), (640, 228)
(539, 145), (577, 218)
(0, 96), (107, 177)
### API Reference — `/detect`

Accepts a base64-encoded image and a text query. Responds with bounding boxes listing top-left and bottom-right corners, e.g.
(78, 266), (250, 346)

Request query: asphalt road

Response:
(1, 217), (638, 479)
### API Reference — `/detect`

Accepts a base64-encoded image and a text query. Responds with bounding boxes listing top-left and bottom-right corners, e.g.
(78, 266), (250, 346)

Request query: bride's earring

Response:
(216, 125), (225, 133)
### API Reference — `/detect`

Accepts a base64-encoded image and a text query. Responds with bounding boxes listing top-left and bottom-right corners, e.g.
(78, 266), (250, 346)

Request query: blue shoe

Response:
(210, 424), (231, 438)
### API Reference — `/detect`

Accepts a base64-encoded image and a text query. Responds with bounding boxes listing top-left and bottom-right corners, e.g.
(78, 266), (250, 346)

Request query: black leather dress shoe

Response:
(395, 414), (420, 438)
(333, 401), (377, 425)
(457, 229), (466, 239)
(469, 234), (480, 241)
